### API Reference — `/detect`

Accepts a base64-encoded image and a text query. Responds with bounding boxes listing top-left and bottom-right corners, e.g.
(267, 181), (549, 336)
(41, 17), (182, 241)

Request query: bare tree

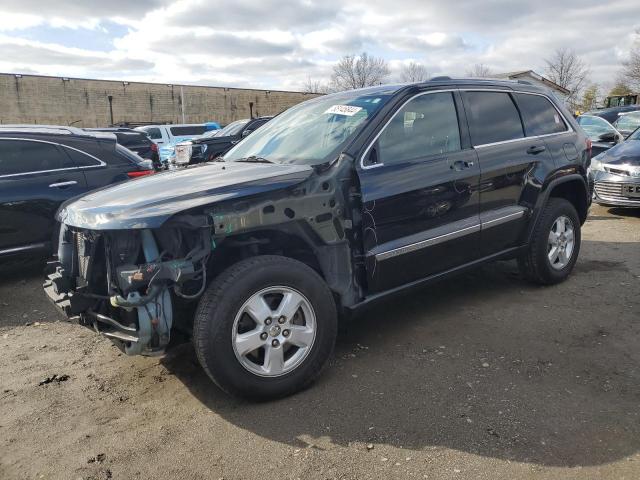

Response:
(330, 52), (391, 91)
(400, 62), (429, 83)
(466, 63), (492, 77)
(580, 83), (600, 111)
(545, 48), (590, 109)
(621, 31), (640, 90)
(302, 76), (329, 94)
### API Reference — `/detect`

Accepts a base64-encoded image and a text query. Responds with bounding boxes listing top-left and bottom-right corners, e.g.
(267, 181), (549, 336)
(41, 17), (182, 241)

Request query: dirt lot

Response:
(1, 204), (639, 480)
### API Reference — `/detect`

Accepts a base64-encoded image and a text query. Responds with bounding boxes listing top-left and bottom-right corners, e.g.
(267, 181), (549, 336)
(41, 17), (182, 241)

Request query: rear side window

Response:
(0, 139), (74, 176)
(464, 91), (524, 146)
(115, 144), (146, 166)
(170, 126), (206, 136)
(515, 93), (567, 136)
(62, 146), (103, 167)
(145, 127), (162, 139)
(115, 132), (151, 147)
(377, 92), (461, 164)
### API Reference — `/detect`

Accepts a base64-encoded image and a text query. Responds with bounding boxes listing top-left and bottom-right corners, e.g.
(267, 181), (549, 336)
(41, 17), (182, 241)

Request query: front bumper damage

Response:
(44, 219), (211, 355)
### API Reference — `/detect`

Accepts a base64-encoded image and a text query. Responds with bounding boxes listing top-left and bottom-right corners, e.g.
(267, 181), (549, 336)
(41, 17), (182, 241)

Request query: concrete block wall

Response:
(0, 73), (319, 127)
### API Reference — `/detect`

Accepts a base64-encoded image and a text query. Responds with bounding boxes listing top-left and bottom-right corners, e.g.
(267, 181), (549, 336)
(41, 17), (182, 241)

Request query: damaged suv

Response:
(45, 79), (590, 399)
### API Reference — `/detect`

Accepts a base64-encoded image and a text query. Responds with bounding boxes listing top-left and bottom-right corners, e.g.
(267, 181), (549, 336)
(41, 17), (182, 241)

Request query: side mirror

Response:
(598, 131), (616, 143)
(242, 129), (253, 137)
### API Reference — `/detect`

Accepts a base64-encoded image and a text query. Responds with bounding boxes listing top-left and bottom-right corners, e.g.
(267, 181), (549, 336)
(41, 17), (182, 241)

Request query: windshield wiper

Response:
(234, 156), (274, 164)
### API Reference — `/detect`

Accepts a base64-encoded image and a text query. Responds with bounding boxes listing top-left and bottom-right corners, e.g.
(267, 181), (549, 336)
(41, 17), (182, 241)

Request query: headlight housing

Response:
(590, 154), (606, 172)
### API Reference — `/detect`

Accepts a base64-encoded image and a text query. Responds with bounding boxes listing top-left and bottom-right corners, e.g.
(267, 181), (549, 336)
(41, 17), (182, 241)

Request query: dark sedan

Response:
(174, 116), (272, 166)
(591, 126), (640, 207)
(0, 126), (154, 259)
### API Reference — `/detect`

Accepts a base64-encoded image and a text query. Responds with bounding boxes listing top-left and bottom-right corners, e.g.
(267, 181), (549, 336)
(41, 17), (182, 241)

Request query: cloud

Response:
(0, 0), (638, 92)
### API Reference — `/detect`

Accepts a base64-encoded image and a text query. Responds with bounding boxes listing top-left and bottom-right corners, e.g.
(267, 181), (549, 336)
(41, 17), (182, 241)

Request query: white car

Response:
(135, 124), (219, 166)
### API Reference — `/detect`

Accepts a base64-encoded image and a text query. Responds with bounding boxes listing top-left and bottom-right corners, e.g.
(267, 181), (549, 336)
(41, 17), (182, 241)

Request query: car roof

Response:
(325, 77), (550, 97)
(0, 125), (113, 139)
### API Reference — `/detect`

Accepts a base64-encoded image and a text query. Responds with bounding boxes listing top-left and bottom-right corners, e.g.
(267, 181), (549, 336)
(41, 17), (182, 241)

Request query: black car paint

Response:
(187, 117), (272, 164)
(0, 131), (151, 257)
(44, 79), (589, 347)
(86, 128), (160, 168)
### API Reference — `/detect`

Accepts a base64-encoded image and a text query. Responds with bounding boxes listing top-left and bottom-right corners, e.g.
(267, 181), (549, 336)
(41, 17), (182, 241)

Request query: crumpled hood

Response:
(58, 162), (313, 230)
(600, 141), (640, 166)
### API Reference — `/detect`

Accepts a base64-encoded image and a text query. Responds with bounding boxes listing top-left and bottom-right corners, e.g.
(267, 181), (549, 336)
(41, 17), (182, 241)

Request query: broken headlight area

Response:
(44, 216), (212, 356)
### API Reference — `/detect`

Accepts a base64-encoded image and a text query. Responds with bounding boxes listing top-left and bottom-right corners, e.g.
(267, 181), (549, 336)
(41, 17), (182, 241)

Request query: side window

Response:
(145, 128), (162, 140)
(515, 93), (567, 136)
(170, 126), (206, 136)
(62, 146), (103, 167)
(376, 92), (461, 165)
(464, 91), (524, 146)
(0, 139), (74, 176)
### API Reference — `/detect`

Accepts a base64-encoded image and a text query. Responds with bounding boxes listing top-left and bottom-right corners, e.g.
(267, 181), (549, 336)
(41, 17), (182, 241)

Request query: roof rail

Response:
(516, 79), (533, 86)
(430, 76), (452, 81)
(0, 124), (88, 136)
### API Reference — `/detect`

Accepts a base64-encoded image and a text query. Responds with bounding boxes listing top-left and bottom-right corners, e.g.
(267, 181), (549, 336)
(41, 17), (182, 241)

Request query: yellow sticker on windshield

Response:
(324, 105), (363, 116)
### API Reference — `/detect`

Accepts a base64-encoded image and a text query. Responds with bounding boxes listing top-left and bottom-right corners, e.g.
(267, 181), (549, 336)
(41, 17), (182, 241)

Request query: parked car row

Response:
(174, 116), (272, 167)
(135, 122), (221, 167)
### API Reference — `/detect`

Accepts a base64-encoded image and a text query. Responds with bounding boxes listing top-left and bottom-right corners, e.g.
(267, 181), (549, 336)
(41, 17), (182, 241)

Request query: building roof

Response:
(493, 70), (571, 95)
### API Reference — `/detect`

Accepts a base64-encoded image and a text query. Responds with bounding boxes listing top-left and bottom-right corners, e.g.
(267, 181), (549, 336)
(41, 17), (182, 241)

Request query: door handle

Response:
(49, 181), (78, 189)
(449, 160), (474, 171)
(527, 145), (546, 155)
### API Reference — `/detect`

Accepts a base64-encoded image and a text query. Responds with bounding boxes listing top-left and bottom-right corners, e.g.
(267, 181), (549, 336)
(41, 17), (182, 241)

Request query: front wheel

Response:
(518, 198), (581, 285)
(193, 255), (337, 400)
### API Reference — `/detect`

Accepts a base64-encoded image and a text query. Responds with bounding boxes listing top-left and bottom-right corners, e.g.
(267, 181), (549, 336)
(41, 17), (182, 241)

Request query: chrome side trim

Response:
(461, 89), (574, 148)
(0, 242), (47, 256)
(373, 206), (527, 262)
(359, 88), (573, 169)
(480, 206), (526, 229)
(375, 222), (480, 261)
(359, 89), (456, 170)
(0, 137), (106, 179)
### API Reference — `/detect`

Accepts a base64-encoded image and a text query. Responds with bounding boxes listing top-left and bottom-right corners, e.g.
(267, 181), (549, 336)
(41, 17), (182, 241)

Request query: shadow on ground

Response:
(162, 239), (640, 468)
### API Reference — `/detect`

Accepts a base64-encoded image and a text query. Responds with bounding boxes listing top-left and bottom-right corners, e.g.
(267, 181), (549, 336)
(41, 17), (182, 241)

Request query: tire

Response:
(193, 255), (337, 400)
(518, 198), (581, 285)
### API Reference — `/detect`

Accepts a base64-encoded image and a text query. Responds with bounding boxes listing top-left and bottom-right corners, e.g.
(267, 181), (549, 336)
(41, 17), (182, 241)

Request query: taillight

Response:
(150, 142), (158, 152)
(586, 138), (592, 157)
(127, 170), (154, 178)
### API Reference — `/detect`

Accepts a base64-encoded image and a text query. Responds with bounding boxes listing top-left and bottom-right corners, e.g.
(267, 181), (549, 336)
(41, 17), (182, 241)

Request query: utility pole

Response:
(180, 86), (186, 123)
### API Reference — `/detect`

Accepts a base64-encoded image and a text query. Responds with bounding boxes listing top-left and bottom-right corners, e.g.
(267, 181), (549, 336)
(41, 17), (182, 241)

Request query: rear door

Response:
(0, 138), (87, 253)
(514, 92), (576, 167)
(461, 90), (555, 256)
(357, 90), (481, 293)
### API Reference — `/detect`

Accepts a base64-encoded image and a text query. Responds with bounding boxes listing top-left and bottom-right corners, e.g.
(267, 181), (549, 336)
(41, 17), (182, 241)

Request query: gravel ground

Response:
(0, 204), (639, 480)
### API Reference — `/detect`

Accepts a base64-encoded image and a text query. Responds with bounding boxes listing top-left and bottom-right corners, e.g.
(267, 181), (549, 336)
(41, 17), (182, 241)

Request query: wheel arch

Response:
(526, 174), (589, 244)
(209, 223), (358, 310)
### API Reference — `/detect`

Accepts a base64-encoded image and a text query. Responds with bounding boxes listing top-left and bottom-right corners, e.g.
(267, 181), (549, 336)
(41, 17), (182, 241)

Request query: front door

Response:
(357, 90), (481, 293)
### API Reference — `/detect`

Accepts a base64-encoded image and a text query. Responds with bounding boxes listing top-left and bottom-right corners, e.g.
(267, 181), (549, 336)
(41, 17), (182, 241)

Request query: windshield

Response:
(223, 90), (393, 165)
(577, 115), (617, 142)
(218, 119), (249, 137)
(628, 127), (640, 140)
(614, 112), (640, 134)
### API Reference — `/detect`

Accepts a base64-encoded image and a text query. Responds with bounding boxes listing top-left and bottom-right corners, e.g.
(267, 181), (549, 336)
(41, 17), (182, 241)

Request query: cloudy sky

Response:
(0, 0), (638, 92)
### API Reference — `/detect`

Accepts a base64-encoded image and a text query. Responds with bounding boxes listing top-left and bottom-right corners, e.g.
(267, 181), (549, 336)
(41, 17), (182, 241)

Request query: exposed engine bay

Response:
(44, 215), (212, 355)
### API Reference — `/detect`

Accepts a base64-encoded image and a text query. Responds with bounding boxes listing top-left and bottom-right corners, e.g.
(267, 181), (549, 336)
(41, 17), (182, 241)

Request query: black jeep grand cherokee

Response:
(45, 79), (591, 400)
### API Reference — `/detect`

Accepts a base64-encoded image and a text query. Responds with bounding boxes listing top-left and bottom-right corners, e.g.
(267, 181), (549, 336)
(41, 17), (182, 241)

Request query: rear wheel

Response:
(193, 255), (337, 400)
(518, 198), (581, 285)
